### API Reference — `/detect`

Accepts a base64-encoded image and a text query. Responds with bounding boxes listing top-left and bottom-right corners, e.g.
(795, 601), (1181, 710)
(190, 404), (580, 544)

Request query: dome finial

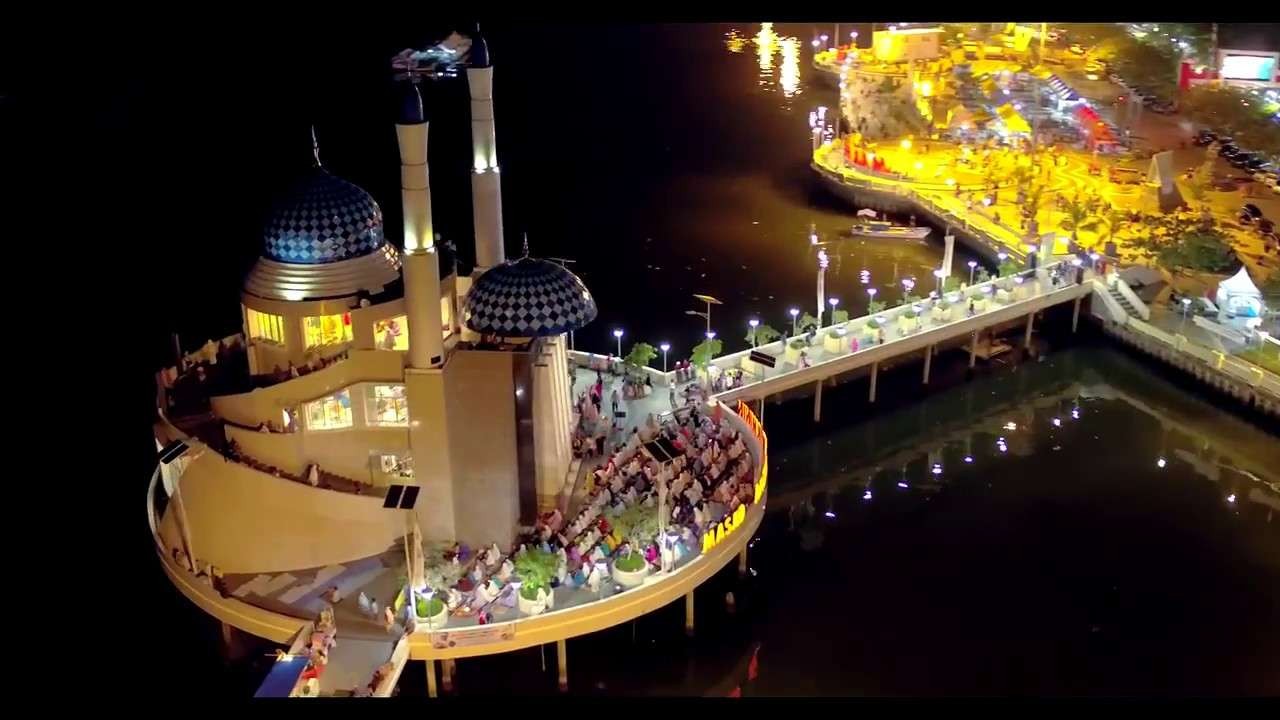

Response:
(522, 232), (530, 258)
(310, 125), (322, 168)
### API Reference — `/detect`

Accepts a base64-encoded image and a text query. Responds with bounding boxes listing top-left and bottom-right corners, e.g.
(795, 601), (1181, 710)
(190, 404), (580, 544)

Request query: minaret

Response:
(467, 29), (506, 273)
(395, 79), (445, 368)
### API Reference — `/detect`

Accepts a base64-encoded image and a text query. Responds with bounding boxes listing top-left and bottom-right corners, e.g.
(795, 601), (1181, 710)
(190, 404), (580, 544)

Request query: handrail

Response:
(709, 261), (1081, 375)
(1110, 276), (1151, 320)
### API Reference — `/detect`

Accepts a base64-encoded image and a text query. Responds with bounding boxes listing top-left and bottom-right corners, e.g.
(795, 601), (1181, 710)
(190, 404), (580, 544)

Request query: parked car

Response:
(1193, 131), (1217, 146)
(1219, 144), (1240, 157)
(1069, 44), (1086, 55)
(1242, 203), (1263, 219)
(1229, 153), (1257, 168)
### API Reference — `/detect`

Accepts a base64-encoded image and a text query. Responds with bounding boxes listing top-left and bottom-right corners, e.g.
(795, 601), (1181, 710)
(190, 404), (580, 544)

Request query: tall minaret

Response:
(395, 79), (445, 368)
(467, 29), (506, 273)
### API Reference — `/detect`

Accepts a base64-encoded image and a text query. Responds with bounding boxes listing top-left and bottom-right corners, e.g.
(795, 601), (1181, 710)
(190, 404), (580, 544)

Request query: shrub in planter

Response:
(612, 546), (650, 588)
(515, 547), (560, 615)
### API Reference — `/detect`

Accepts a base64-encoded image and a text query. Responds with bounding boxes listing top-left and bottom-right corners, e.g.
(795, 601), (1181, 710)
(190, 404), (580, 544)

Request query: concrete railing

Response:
(1110, 275), (1151, 320)
(1117, 315), (1280, 401)
(708, 261), (1080, 375)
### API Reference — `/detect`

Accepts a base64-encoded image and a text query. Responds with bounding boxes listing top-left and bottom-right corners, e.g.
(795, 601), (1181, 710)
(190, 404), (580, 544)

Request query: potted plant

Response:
(932, 300), (951, 322)
(415, 593), (448, 629)
(784, 337), (807, 364)
(612, 506), (658, 588)
(899, 308), (919, 333)
(515, 547), (560, 615)
(823, 326), (849, 353)
(863, 318), (881, 343)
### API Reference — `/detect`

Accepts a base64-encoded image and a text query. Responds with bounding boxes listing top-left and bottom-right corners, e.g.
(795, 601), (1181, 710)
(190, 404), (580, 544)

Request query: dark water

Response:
(122, 24), (1280, 696)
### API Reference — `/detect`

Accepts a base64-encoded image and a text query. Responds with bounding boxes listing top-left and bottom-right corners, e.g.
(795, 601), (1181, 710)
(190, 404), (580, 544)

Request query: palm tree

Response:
(1059, 195), (1095, 247)
(1080, 205), (1128, 250)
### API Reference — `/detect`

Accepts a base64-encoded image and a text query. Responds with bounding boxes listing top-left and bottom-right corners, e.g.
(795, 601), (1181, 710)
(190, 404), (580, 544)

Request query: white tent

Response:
(1215, 266), (1264, 320)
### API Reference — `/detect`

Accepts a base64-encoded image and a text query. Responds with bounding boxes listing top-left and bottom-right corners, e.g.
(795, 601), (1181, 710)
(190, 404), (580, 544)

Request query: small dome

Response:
(263, 170), (385, 265)
(463, 256), (598, 337)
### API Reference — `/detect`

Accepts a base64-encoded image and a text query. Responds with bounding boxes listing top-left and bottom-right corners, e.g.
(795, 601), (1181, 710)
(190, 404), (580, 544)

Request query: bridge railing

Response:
(703, 261), (1082, 386)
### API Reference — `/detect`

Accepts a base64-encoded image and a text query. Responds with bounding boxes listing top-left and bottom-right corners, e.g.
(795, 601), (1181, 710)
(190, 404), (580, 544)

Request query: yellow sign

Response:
(702, 503), (747, 554)
(698, 402), (770, 554)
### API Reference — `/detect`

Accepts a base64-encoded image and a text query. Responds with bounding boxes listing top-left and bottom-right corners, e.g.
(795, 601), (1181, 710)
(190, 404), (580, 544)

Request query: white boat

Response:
(848, 221), (932, 240)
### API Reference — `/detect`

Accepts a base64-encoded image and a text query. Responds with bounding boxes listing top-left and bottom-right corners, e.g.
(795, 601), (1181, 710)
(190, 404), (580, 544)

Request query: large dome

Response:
(263, 170), (386, 265)
(463, 256), (598, 337)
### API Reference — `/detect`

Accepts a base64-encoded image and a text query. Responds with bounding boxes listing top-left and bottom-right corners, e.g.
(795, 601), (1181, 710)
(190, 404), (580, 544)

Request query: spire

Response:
(521, 232), (530, 258)
(310, 125), (322, 168)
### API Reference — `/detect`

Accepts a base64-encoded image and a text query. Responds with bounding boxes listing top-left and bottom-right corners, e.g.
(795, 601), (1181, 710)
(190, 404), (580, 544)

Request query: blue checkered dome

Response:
(463, 256), (598, 337)
(263, 170), (385, 264)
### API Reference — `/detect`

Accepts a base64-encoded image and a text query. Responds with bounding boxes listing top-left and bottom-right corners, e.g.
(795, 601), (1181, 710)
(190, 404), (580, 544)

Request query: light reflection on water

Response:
(726, 23), (803, 104)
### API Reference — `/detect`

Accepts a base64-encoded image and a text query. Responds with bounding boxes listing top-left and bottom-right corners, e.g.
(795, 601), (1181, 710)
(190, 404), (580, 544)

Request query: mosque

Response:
(148, 31), (767, 696)
(155, 29), (597, 581)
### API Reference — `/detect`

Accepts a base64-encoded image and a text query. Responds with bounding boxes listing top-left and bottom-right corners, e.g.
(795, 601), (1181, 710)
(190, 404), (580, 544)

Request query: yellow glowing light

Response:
(914, 161), (924, 170)
(918, 80), (934, 96)
(945, 177), (956, 186)
(900, 139), (912, 150)
(779, 36), (800, 97)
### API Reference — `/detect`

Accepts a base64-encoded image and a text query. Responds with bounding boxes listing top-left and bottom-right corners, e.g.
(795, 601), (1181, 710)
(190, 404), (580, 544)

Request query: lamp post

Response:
(613, 328), (624, 358)
(748, 319), (760, 347)
(867, 287), (877, 312)
(967, 259), (978, 285)
(687, 294), (722, 336)
(789, 307), (800, 336)
(933, 268), (945, 294)
(1180, 297), (1192, 328)
(828, 297), (840, 325)
(816, 249), (829, 323)
(659, 342), (671, 372)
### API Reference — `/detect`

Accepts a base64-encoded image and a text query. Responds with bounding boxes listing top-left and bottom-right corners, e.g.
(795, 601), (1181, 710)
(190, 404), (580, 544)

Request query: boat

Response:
(847, 221), (932, 240)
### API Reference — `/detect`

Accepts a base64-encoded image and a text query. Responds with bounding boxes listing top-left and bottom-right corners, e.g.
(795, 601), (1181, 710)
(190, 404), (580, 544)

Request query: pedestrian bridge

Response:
(704, 261), (1095, 417)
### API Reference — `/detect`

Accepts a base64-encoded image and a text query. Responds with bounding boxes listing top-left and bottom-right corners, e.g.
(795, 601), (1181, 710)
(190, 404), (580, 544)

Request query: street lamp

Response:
(613, 328), (624, 358)
(789, 307), (800, 336)
(828, 297), (840, 325)
(748, 318), (760, 348)
(706, 330), (717, 341)
(967, 259), (978, 285)
(1180, 297), (1192, 327)
(687, 294), (722, 336)
(659, 342), (671, 372)
(816, 249), (830, 323)
(867, 287), (877, 309)
(933, 268), (945, 294)
(997, 251), (1008, 262)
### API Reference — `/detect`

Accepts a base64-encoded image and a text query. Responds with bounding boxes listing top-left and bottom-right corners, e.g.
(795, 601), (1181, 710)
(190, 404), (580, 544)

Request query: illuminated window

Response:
(304, 313), (353, 349)
(366, 385), (409, 427)
(247, 308), (285, 345)
(374, 315), (409, 351)
(305, 389), (352, 431)
(440, 297), (454, 339)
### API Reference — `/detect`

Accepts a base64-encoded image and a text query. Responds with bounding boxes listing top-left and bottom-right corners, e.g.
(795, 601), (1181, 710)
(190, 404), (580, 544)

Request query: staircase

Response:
(1107, 286), (1141, 319)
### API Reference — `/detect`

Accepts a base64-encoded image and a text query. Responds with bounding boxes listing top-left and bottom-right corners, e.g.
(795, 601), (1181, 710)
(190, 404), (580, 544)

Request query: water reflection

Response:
(773, 349), (1280, 545)
(725, 23), (803, 105)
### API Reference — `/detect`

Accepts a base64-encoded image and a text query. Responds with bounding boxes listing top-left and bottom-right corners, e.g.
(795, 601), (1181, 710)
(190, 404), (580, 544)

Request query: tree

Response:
(867, 299), (887, 314)
(623, 342), (658, 370)
(1156, 228), (1239, 274)
(690, 337), (723, 372)
(1059, 195), (1095, 246)
(1079, 205), (1128, 248)
(745, 324), (782, 346)
(831, 309), (850, 325)
(997, 259), (1021, 277)
(799, 312), (822, 333)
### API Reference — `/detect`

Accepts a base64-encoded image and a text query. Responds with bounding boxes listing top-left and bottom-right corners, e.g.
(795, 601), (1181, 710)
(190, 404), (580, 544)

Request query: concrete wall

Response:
(159, 449), (404, 574)
(443, 349), (520, 548)
(406, 368), (456, 542)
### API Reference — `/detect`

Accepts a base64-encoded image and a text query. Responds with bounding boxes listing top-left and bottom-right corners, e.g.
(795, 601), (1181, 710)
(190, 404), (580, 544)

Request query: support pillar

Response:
(869, 362), (879, 403)
(556, 639), (568, 692)
(969, 332), (978, 369)
(426, 659), (438, 698)
(220, 621), (233, 647)
(813, 380), (823, 423)
(441, 659), (455, 693)
(738, 546), (748, 577)
(1024, 313), (1035, 351)
(1072, 295), (1082, 333)
(685, 591), (695, 636)
(922, 344), (933, 384)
